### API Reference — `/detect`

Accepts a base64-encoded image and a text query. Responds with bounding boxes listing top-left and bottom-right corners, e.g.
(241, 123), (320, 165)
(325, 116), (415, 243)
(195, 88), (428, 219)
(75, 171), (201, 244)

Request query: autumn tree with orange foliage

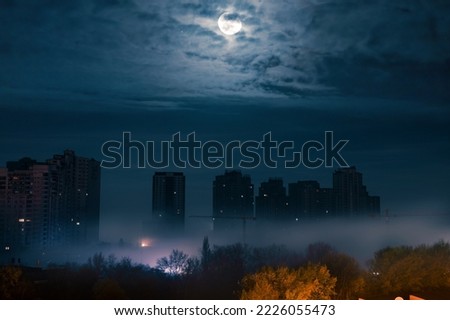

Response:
(240, 264), (336, 300)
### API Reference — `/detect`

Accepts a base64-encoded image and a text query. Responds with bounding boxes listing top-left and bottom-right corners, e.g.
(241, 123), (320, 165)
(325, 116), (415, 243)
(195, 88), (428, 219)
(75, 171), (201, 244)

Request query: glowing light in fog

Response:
(140, 238), (153, 248)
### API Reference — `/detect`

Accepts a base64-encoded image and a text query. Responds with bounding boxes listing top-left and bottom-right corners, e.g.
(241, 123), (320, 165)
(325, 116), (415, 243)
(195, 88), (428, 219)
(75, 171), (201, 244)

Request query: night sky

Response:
(1, 0), (449, 243)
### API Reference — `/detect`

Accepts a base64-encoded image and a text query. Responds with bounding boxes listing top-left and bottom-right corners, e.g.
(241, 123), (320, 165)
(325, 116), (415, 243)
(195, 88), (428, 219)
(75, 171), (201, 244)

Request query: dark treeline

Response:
(1, 239), (450, 299)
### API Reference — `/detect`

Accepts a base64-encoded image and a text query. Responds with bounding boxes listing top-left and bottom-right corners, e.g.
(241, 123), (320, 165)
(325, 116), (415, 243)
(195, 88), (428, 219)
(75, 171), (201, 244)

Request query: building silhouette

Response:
(48, 150), (101, 245)
(254, 167), (380, 221)
(0, 158), (55, 249)
(212, 170), (254, 232)
(288, 180), (321, 218)
(288, 181), (335, 218)
(333, 167), (380, 215)
(255, 178), (288, 220)
(152, 172), (185, 235)
(317, 187), (334, 215)
(0, 150), (101, 252)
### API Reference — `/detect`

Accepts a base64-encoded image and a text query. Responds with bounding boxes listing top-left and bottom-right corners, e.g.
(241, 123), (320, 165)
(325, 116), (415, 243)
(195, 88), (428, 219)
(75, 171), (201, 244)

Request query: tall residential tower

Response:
(0, 150), (101, 252)
(333, 167), (380, 215)
(212, 171), (254, 232)
(152, 172), (185, 235)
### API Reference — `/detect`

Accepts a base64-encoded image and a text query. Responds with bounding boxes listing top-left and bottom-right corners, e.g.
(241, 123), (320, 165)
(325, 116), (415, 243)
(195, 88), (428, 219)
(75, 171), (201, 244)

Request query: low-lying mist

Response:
(2, 215), (449, 268)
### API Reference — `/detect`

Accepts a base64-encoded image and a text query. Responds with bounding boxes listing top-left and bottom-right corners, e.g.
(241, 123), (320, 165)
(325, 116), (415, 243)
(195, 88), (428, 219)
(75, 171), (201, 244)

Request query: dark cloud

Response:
(1, 0), (447, 102)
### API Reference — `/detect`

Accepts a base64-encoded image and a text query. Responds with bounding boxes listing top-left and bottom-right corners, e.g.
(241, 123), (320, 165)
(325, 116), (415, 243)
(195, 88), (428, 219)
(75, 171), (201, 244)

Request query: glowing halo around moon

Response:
(218, 12), (242, 35)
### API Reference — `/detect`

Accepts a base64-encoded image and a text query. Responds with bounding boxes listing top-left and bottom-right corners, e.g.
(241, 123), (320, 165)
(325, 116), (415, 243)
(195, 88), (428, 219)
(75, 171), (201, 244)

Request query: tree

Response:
(0, 266), (28, 299)
(324, 252), (365, 299)
(156, 249), (190, 276)
(241, 264), (336, 300)
(247, 245), (304, 272)
(306, 242), (334, 263)
(87, 252), (108, 277)
(306, 242), (366, 299)
(366, 241), (450, 299)
(200, 236), (212, 273)
(93, 278), (127, 299)
(186, 243), (248, 299)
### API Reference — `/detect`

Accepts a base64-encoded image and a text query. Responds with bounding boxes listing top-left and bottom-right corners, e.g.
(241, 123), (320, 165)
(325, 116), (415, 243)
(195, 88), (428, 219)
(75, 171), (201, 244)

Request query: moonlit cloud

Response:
(1, 0), (449, 102)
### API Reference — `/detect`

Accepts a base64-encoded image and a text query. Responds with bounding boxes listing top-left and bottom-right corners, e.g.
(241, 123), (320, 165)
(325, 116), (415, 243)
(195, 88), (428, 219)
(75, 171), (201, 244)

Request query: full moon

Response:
(218, 12), (242, 36)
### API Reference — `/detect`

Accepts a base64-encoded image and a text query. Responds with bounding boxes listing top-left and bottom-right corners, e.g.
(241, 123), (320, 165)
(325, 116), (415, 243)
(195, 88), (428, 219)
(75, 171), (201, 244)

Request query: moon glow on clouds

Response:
(218, 12), (242, 35)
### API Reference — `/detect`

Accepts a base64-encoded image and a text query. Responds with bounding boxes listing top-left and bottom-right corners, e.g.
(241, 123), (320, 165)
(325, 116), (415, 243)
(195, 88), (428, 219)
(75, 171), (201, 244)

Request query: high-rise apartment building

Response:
(152, 172), (185, 234)
(258, 167), (379, 220)
(255, 178), (288, 220)
(288, 180), (321, 218)
(48, 150), (101, 244)
(212, 171), (254, 231)
(1, 158), (55, 249)
(0, 150), (101, 252)
(333, 166), (380, 215)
